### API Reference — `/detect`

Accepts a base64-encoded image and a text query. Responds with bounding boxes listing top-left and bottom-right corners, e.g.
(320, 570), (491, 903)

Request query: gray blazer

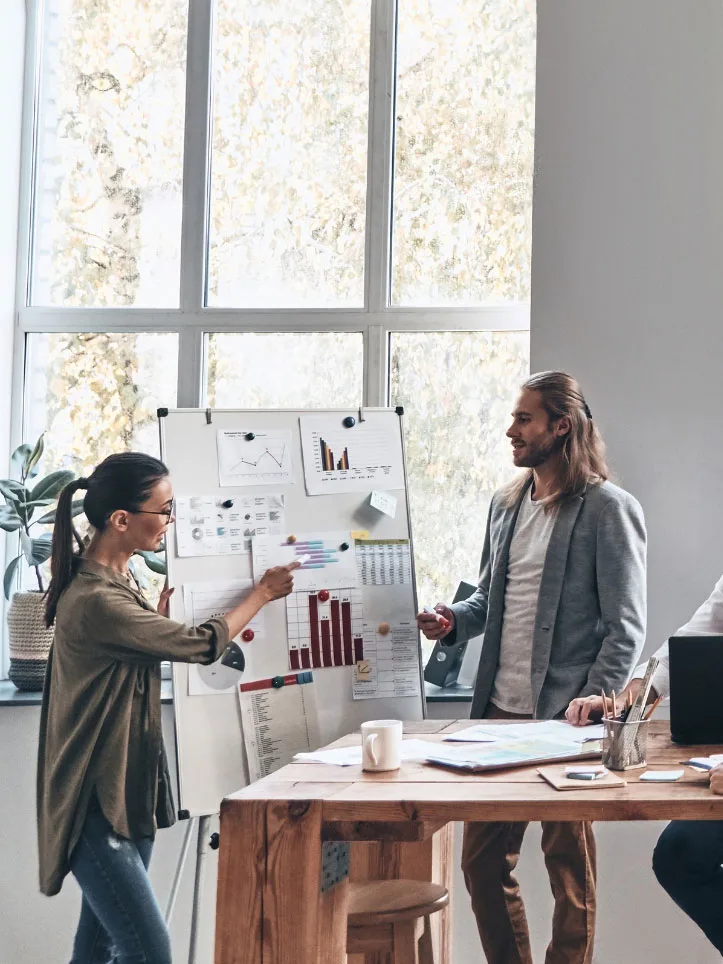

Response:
(450, 478), (647, 720)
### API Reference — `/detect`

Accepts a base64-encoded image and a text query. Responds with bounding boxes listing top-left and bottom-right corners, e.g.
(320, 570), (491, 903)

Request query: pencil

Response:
(612, 691), (618, 720)
(643, 694), (663, 721)
(601, 689), (608, 720)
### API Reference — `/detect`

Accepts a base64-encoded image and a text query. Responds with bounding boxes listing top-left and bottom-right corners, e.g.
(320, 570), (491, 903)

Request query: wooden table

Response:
(214, 720), (723, 964)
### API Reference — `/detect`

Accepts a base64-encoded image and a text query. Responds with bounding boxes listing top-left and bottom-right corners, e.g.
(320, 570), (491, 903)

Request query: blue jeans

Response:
(653, 820), (723, 953)
(69, 800), (172, 964)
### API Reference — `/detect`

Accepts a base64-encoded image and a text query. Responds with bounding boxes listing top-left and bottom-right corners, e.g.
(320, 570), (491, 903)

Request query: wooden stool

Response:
(346, 879), (449, 964)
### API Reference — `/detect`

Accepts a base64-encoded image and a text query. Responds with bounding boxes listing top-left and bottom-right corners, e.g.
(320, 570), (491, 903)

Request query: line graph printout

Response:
(286, 588), (364, 670)
(299, 414), (404, 495)
(217, 429), (294, 487)
(252, 531), (359, 592)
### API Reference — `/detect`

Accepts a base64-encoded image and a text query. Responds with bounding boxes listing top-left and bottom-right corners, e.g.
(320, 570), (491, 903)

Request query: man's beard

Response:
(515, 434), (564, 469)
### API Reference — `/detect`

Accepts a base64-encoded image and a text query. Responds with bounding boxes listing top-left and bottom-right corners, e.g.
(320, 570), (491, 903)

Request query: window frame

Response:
(4, 0), (532, 676)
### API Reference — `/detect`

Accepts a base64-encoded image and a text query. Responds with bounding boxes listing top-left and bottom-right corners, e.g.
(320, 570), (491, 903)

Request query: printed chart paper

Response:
(252, 531), (359, 592)
(299, 414), (404, 495)
(217, 429), (294, 487)
(356, 540), (412, 586)
(286, 588), (364, 671)
(238, 673), (321, 782)
(352, 621), (421, 700)
(175, 494), (284, 556)
(184, 581), (265, 695)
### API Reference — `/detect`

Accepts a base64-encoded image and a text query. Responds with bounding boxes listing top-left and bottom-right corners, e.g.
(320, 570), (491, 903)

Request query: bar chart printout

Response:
(252, 531), (359, 592)
(299, 413), (405, 495)
(286, 589), (364, 670)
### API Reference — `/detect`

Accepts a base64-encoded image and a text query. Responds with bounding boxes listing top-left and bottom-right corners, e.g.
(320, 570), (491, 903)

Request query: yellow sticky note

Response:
(350, 529), (370, 540)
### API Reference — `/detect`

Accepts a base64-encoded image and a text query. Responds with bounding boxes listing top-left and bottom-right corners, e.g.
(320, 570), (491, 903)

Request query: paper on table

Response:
(238, 673), (321, 782)
(294, 738), (442, 767)
(445, 721), (606, 744)
(639, 770), (684, 782)
(683, 754), (723, 771)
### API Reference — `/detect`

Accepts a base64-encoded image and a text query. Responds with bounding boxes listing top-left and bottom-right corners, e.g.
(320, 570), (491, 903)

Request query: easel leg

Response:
(189, 814), (213, 964)
(165, 817), (197, 923)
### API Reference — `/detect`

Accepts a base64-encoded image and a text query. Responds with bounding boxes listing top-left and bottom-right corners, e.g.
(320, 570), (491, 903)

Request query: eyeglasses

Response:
(133, 499), (176, 522)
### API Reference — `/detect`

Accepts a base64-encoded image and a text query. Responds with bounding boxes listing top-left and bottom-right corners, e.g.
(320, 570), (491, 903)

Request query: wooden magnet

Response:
(287, 534), (297, 544)
(377, 622), (391, 635)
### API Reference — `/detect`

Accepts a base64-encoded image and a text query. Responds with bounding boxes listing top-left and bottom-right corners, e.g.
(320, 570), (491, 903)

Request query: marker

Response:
(423, 606), (451, 630)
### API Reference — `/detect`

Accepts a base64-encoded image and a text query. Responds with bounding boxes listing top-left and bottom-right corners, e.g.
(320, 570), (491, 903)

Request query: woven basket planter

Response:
(7, 591), (53, 691)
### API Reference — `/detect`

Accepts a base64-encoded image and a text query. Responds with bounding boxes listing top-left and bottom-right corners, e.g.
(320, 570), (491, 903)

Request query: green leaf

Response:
(29, 535), (53, 565)
(11, 444), (32, 474)
(26, 434), (45, 477)
(135, 550), (167, 575)
(29, 470), (75, 503)
(0, 505), (22, 532)
(35, 499), (85, 526)
(0, 480), (27, 504)
(3, 555), (22, 600)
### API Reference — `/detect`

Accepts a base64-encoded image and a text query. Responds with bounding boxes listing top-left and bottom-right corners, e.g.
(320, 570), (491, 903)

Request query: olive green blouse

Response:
(37, 558), (229, 896)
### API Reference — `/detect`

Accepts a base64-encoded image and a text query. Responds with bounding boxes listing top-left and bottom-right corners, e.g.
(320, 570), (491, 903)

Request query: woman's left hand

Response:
(157, 581), (175, 618)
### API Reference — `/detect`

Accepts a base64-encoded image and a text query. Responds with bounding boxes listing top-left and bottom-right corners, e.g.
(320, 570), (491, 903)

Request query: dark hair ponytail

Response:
(45, 452), (169, 627)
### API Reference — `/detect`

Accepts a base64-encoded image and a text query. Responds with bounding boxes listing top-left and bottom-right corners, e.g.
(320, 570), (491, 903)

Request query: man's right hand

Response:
(417, 604), (455, 640)
(565, 695), (608, 726)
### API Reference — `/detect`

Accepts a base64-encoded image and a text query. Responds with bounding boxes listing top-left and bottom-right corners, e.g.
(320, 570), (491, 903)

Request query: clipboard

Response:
(537, 766), (626, 791)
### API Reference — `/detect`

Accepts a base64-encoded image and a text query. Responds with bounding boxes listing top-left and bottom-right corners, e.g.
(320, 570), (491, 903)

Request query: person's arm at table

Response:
(567, 572), (723, 725)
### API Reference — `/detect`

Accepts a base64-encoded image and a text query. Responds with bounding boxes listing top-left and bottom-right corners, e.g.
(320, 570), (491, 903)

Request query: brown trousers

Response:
(461, 706), (597, 964)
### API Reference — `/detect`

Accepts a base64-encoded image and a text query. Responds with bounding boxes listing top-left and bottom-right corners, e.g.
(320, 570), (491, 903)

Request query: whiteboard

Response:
(159, 408), (425, 817)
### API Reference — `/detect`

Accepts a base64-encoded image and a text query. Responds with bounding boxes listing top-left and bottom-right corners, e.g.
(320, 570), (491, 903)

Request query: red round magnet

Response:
(241, 629), (255, 642)
(318, 589), (330, 603)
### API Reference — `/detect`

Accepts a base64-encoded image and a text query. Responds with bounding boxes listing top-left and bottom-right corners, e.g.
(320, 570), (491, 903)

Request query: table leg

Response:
(215, 800), (265, 964)
(216, 799), (349, 964)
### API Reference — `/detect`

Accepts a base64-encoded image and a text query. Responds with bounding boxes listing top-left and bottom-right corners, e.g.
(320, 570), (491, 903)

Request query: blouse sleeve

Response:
(83, 585), (230, 665)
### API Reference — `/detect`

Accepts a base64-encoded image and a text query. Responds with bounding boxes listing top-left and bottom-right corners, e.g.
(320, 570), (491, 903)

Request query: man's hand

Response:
(417, 604), (455, 641)
(157, 581), (175, 618)
(710, 763), (723, 796)
(565, 695), (609, 726)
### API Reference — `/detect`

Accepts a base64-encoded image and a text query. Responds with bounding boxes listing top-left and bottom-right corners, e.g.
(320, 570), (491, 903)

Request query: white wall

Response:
(528, 1), (723, 961)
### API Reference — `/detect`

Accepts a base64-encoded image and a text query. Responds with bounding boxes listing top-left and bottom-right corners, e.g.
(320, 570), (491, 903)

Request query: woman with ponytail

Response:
(37, 453), (297, 964)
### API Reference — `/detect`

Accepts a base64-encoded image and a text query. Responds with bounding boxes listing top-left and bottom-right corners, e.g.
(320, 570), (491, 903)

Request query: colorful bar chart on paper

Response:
(286, 589), (364, 671)
(252, 530), (359, 591)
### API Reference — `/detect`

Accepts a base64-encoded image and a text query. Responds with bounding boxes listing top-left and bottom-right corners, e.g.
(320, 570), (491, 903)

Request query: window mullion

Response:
(364, 324), (387, 407)
(179, 0), (214, 313)
(177, 327), (205, 408)
(364, 0), (397, 314)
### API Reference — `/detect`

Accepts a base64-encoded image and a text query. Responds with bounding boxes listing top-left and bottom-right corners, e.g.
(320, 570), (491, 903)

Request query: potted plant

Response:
(0, 436), (79, 690)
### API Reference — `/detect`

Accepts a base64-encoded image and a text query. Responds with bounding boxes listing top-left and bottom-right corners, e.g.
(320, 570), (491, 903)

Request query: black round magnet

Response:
(245, 432), (256, 441)
(342, 416), (356, 428)
(340, 542), (350, 551)
(271, 675), (285, 689)
(221, 499), (234, 509)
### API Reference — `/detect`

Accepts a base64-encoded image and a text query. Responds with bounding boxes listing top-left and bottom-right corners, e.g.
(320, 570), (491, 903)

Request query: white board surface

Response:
(160, 408), (425, 817)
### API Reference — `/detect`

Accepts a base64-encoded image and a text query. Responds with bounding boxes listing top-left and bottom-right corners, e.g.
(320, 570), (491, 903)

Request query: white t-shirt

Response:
(490, 488), (558, 714)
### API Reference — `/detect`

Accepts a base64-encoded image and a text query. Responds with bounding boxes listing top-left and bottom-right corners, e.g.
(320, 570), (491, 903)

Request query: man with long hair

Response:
(418, 371), (646, 964)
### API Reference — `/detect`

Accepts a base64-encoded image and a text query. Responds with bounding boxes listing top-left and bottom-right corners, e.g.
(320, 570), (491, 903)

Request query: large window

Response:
(11, 0), (535, 669)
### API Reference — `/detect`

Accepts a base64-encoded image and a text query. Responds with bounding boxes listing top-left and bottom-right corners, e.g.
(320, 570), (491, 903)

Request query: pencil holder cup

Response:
(602, 719), (650, 771)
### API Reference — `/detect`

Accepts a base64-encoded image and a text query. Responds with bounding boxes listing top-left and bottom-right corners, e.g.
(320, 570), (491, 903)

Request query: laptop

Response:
(669, 635), (723, 744)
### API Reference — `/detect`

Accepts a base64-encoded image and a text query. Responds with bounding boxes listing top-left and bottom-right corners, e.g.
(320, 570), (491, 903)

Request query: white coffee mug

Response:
(361, 719), (403, 772)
